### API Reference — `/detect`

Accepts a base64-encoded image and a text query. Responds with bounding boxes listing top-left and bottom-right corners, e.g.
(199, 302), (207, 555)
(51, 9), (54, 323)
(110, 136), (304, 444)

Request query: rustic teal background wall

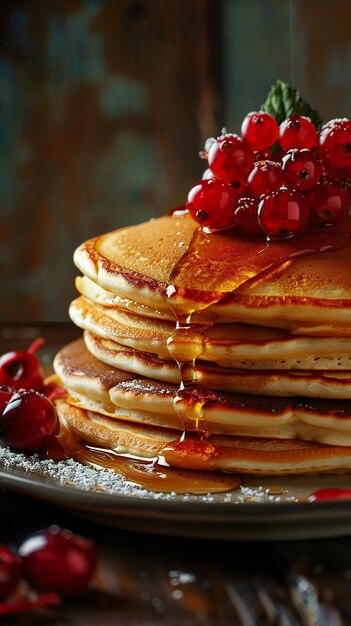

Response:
(0, 0), (350, 322)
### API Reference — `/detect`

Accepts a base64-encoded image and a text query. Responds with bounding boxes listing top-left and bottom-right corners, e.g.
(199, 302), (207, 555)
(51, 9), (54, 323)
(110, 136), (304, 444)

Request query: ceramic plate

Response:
(1, 456), (351, 540)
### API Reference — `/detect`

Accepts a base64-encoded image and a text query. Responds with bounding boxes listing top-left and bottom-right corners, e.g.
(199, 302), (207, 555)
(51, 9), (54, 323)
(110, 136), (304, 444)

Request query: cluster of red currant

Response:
(186, 113), (351, 238)
(0, 340), (59, 454)
(0, 526), (96, 614)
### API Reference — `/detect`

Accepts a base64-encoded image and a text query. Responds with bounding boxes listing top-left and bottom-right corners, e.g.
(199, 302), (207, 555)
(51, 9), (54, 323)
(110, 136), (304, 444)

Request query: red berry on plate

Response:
(207, 134), (254, 184)
(0, 545), (23, 598)
(306, 182), (350, 227)
(233, 196), (261, 234)
(0, 389), (58, 453)
(19, 527), (97, 597)
(318, 118), (351, 169)
(187, 179), (238, 231)
(241, 111), (279, 151)
(0, 339), (44, 392)
(308, 488), (351, 502)
(258, 187), (309, 239)
(247, 160), (285, 197)
(279, 115), (317, 150)
(281, 149), (322, 191)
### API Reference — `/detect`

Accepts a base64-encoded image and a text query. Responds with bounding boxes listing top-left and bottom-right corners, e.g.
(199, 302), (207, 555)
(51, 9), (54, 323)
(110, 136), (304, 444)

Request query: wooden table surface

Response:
(1, 323), (351, 625)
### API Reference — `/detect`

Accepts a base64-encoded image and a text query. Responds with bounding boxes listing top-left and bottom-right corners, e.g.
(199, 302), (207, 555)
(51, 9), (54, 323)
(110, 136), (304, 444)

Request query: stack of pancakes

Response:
(54, 213), (351, 475)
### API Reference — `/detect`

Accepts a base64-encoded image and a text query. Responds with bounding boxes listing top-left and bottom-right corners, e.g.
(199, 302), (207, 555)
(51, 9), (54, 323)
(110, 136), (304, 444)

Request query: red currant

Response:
(186, 179), (238, 231)
(308, 488), (351, 502)
(318, 119), (351, 168)
(0, 545), (22, 598)
(306, 182), (350, 227)
(241, 111), (279, 151)
(281, 149), (322, 191)
(233, 196), (261, 235)
(19, 527), (97, 597)
(258, 187), (309, 239)
(0, 339), (44, 392)
(0, 389), (58, 453)
(0, 386), (13, 414)
(207, 134), (254, 184)
(247, 160), (285, 197)
(279, 115), (317, 150)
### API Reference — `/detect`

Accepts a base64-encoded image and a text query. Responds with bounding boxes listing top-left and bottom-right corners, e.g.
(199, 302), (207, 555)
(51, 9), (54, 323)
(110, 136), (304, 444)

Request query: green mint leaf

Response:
(261, 79), (323, 129)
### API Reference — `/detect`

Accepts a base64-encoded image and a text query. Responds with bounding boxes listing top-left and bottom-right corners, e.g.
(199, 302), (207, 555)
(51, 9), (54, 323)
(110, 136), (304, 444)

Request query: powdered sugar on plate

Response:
(0, 442), (302, 504)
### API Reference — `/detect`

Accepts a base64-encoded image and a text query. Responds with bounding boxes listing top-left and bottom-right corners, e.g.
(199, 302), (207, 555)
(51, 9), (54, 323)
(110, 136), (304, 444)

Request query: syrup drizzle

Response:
(50, 418), (240, 494)
(162, 219), (350, 464)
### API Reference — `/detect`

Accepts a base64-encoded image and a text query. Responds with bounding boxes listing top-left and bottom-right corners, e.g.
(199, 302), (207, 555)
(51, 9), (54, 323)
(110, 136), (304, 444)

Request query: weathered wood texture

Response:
(0, 0), (351, 322)
(223, 0), (351, 130)
(0, 0), (218, 321)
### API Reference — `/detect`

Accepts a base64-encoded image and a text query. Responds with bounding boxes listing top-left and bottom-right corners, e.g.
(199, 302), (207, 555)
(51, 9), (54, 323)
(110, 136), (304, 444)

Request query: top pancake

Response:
(73, 213), (351, 331)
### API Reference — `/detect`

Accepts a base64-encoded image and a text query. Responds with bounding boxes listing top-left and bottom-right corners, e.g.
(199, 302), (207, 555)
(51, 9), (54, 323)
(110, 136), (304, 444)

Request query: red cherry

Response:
(233, 196), (261, 235)
(279, 115), (317, 150)
(0, 339), (44, 392)
(306, 182), (350, 227)
(318, 118), (351, 169)
(207, 134), (254, 184)
(258, 187), (309, 239)
(247, 160), (285, 197)
(0, 545), (23, 598)
(186, 179), (238, 231)
(308, 488), (351, 502)
(241, 111), (279, 151)
(281, 149), (322, 191)
(0, 389), (58, 453)
(0, 386), (13, 414)
(19, 527), (97, 597)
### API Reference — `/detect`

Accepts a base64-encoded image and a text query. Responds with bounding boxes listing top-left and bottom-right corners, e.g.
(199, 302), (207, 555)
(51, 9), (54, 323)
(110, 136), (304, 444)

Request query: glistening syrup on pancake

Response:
(162, 219), (351, 462)
(48, 412), (240, 494)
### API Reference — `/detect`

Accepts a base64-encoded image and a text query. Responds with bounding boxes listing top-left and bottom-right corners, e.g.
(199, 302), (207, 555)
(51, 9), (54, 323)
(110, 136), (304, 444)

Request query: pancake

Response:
(73, 214), (351, 332)
(84, 331), (351, 398)
(56, 400), (351, 474)
(69, 296), (351, 370)
(53, 339), (351, 447)
(53, 211), (351, 483)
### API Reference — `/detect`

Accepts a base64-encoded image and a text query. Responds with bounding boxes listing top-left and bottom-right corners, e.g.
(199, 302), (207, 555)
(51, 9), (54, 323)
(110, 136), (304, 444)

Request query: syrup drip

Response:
(46, 415), (240, 494)
(162, 220), (350, 461)
(74, 444), (240, 494)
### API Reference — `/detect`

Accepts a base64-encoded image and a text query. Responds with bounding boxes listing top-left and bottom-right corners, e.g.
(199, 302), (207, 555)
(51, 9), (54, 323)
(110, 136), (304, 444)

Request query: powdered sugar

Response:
(0, 442), (300, 504)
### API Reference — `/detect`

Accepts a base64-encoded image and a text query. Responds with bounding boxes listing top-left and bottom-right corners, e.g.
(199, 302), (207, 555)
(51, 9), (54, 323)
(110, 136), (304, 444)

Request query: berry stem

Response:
(27, 338), (45, 355)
